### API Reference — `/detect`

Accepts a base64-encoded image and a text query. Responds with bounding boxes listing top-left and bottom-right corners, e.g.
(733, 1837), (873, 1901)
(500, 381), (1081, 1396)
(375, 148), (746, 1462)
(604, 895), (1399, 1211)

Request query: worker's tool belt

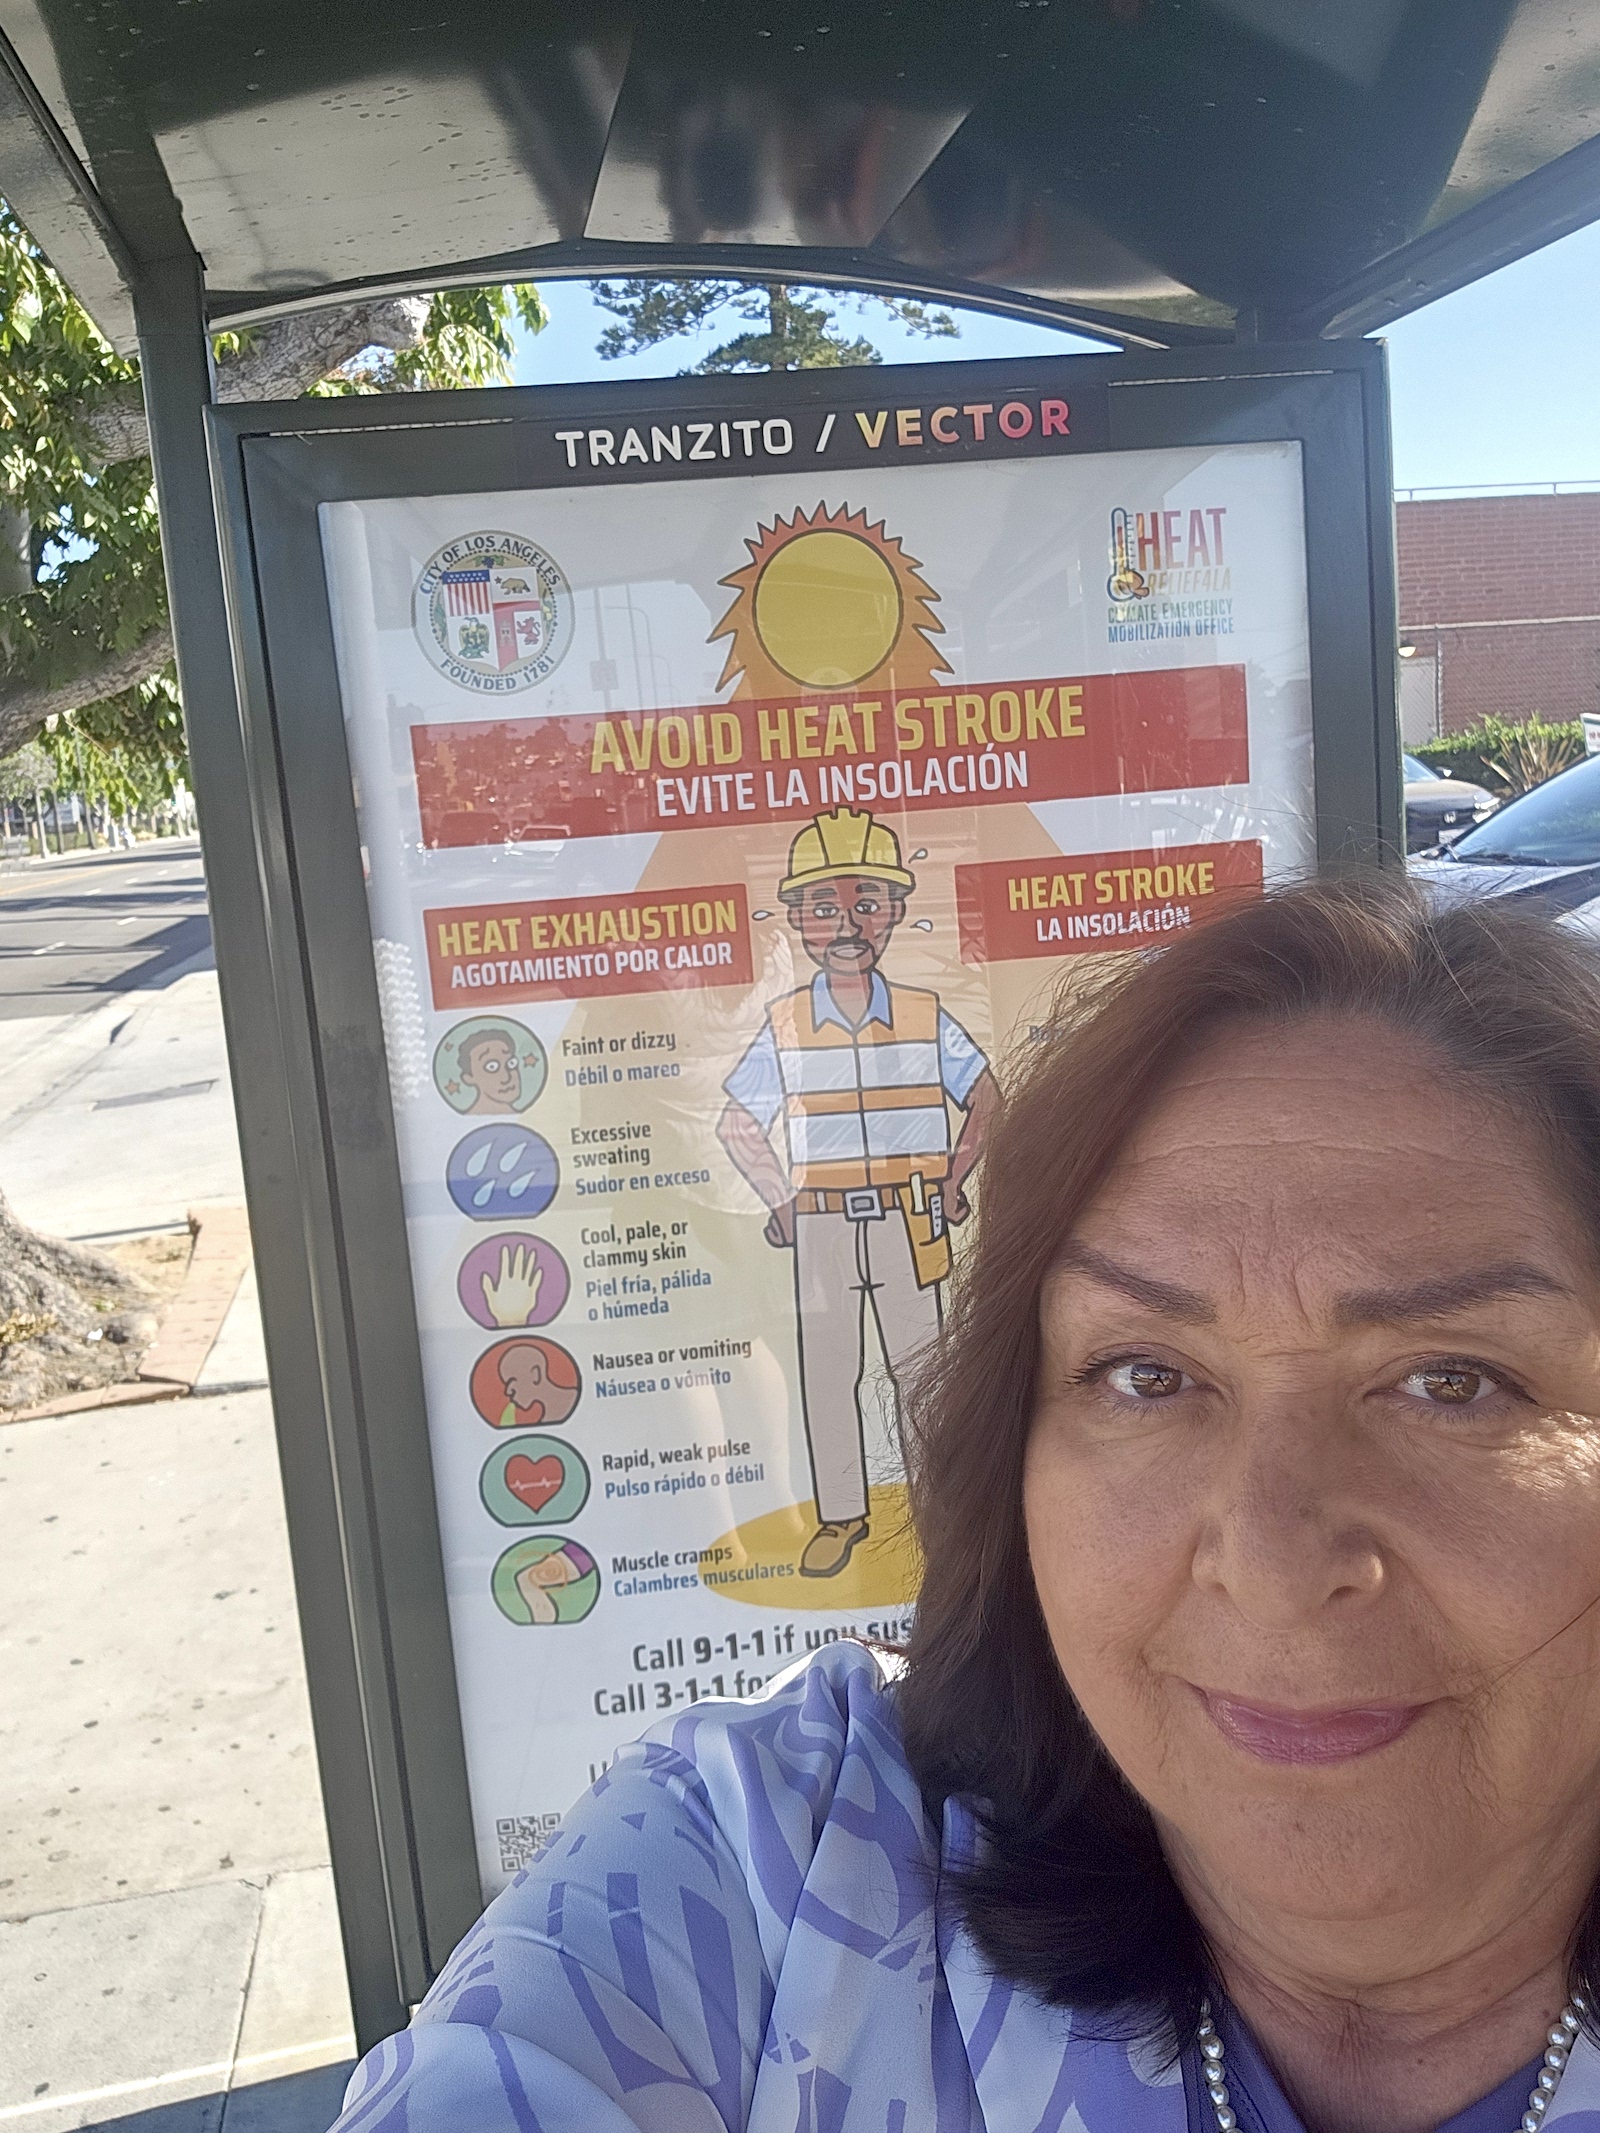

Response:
(794, 1186), (900, 1217)
(793, 1176), (955, 1291)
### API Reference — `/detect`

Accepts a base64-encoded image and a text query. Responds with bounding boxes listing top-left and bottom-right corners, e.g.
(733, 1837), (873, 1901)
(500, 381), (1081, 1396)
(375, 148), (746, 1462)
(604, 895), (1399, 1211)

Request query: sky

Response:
(511, 217), (1600, 495)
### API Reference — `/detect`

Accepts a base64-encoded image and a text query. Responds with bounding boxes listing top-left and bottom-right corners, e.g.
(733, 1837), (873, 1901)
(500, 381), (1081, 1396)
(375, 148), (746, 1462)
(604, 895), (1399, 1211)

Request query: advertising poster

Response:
(319, 373), (1314, 1896)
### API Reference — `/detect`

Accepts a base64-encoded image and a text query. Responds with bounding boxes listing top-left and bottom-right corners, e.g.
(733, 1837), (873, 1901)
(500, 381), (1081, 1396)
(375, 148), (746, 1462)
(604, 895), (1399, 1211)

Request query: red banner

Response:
(411, 668), (1249, 848)
(425, 884), (753, 1006)
(956, 840), (1263, 965)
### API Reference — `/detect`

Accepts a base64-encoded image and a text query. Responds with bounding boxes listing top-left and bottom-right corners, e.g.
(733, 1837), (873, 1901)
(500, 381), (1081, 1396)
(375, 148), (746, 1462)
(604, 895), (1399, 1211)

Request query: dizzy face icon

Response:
(447, 1123), (559, 1220)
(434, 1018), (547, 1118)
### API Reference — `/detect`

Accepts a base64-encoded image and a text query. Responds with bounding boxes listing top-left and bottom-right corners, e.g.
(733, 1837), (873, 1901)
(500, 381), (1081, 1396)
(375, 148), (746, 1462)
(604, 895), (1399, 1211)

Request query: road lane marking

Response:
(0, 2036), (358, 2120)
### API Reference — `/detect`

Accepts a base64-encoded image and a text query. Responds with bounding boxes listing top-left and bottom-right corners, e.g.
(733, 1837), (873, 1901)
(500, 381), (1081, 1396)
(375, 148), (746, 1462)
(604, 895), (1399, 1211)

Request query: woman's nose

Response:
(1192, 1405), (1385, 1627)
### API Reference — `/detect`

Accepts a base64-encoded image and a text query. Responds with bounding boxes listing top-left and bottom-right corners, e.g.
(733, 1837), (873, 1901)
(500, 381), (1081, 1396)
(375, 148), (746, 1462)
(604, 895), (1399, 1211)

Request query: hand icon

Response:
(764, 1200), (797, 1248)
(481, 1243), (545, 1328)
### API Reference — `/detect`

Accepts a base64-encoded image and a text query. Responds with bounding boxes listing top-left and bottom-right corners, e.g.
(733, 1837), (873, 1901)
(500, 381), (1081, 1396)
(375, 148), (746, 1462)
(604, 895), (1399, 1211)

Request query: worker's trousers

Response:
(792, 1207), (941, 1525)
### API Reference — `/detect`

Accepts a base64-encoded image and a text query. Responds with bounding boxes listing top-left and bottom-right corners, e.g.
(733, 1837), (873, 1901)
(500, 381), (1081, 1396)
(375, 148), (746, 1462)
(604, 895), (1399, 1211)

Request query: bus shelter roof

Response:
(1, 0), (1597, 354)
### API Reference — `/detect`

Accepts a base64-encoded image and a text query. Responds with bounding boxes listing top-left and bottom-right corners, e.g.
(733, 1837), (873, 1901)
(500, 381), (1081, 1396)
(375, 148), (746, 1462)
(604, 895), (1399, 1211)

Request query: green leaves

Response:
(0, 195), (547, 788)
(320, 283), (549, 394)
(0, 737), (50, 801)
(592, 278), (957, 373)
(1412, 716), (1585, 797)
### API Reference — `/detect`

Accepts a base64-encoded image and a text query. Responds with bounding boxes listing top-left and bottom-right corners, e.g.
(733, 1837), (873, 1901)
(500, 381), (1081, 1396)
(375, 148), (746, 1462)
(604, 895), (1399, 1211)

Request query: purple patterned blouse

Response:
(330, 1642), (1600, 2133)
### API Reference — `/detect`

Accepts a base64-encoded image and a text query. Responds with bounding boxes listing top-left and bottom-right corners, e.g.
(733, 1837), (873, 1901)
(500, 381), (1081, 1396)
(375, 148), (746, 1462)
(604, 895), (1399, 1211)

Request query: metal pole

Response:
(132, 250), (410, 2052)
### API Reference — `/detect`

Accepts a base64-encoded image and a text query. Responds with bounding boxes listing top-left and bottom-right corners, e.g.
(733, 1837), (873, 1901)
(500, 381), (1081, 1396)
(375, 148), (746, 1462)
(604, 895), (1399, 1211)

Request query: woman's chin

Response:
(1155, 1710), (1478, 1922)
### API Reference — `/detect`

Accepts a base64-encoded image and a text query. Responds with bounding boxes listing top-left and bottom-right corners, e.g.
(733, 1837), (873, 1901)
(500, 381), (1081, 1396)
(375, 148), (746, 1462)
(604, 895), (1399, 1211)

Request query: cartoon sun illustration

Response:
(710, 503), (948, 698)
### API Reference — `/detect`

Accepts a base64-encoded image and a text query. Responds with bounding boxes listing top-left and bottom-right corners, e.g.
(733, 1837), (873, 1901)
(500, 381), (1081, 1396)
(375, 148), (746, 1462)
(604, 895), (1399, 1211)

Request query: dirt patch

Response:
(108, 1227), (194, 1301)
(0, 1220), (191, 1419)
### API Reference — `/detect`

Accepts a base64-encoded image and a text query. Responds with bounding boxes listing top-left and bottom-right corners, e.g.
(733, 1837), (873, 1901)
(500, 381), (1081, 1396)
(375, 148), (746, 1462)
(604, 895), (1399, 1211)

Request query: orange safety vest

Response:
(768, 981), (952, 1191)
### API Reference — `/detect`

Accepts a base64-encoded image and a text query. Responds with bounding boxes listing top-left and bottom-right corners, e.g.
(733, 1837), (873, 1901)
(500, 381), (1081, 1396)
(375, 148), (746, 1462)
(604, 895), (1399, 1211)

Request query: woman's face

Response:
(1025, 1015), (1600, 1965)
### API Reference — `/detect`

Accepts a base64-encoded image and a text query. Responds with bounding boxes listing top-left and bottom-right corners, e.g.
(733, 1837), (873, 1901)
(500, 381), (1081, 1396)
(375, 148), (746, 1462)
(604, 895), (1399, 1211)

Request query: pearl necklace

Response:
(1196, 1996), (1586, 2133)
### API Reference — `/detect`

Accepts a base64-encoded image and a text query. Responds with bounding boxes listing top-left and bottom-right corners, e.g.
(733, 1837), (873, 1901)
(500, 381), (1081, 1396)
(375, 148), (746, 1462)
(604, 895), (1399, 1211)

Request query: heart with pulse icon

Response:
(505, 1453), (564, 1513)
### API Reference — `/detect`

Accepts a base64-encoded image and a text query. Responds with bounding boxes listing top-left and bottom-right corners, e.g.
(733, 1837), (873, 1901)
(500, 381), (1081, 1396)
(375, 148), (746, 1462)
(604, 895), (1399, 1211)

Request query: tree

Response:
(0, 737), (50, 805)
(593, 278), (956, 372)
(0, 202), (548, 1410)
(0, 203), (547, 767)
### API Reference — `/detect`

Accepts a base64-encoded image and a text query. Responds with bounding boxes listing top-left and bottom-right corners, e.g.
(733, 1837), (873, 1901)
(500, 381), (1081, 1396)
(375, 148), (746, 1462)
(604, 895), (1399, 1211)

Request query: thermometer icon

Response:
(1106, 507), (1149, 601)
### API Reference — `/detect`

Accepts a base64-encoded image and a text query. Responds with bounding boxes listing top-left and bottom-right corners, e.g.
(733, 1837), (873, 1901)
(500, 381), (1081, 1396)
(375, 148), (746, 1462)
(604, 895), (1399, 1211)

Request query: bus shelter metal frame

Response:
(189, 333), (1399, 2046)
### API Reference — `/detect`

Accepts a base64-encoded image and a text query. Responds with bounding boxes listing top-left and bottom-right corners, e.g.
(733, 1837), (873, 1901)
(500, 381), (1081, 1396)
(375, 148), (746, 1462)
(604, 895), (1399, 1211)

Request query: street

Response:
(0, 844), (236, 1243)
(0, 845), (212, 1022)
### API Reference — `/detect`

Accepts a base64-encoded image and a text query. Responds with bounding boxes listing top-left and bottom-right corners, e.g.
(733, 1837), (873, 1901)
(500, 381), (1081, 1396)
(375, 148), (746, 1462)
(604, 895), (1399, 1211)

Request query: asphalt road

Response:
(0, 839), (210, 1021)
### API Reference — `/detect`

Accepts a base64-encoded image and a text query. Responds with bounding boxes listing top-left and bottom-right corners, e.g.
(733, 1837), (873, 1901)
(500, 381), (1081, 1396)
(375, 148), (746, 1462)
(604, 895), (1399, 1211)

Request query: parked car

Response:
(1410, 752), (1600, 922)
(1403, 754), (1498, 852)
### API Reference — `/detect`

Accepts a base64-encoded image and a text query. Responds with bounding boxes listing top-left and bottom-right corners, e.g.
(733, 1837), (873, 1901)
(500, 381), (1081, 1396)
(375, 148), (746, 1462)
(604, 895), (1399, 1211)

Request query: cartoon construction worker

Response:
(717, 808), (998, 1578)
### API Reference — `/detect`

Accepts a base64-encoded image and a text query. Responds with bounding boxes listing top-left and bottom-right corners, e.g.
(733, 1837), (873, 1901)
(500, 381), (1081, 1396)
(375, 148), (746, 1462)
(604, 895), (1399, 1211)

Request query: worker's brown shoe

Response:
(799, 1518), (869, 1578)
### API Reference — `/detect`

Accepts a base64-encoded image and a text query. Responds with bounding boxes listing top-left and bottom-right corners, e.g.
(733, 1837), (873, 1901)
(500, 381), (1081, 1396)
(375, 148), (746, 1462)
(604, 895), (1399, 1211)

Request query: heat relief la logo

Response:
(1105, 502), (1235, 645)
(415, 531), (573, 694)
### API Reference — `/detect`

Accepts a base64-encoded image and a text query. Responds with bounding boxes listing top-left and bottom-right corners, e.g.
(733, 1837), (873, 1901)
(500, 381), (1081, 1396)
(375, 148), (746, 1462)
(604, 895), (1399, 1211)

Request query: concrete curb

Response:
(137, 1204), (252, 1388)
(1, 1382), (187, 1423)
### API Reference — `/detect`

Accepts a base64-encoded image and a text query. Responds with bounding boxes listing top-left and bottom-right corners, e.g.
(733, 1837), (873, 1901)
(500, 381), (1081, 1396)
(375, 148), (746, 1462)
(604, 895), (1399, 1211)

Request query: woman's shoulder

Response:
(532, 1639), (922, 1924)
(332, 1648), (928, 2133)
(456, 1643), (922, 1968)
(626, 1636), (910, 1809)
(389, 1645), (925, 2088)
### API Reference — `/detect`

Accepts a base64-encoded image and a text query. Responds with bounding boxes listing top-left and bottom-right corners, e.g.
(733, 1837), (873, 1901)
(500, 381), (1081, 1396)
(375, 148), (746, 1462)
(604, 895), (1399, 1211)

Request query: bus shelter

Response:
(2, 0), (1599, 2048)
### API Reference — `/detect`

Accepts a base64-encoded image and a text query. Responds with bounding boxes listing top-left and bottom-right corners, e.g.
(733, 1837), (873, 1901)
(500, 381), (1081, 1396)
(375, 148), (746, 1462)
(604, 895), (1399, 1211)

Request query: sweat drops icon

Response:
(446, 1123), (559, 1221)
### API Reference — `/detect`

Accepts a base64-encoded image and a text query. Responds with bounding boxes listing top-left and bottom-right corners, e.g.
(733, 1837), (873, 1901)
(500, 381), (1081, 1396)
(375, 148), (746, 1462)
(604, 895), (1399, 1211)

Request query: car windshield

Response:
(1447, 756), (1600, 865)
(1403, 755), (1438, 780)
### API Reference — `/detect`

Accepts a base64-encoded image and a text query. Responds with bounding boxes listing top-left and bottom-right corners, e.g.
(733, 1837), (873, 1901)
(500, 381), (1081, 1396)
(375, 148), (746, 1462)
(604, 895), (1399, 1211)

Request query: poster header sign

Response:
(318, 359), (1316, 1896)
(410, 664), (1250, 846)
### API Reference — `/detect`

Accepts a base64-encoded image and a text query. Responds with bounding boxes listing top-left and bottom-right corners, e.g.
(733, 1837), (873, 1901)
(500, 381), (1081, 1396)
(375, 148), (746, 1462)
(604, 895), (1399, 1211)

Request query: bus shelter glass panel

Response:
(318, 432), (1314, 1896)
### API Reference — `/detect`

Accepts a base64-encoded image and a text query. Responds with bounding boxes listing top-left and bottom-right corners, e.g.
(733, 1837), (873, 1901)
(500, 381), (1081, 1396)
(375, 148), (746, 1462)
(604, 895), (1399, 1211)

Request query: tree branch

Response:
(83, 295), (434, 466)
(0, 624), (172, 757)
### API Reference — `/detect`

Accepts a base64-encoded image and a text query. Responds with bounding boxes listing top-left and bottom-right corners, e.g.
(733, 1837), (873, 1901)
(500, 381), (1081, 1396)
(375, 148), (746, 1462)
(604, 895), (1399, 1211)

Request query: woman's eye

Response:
(1105, 1359), (1190, 1399)
(1398, 1363), (1499, 1407)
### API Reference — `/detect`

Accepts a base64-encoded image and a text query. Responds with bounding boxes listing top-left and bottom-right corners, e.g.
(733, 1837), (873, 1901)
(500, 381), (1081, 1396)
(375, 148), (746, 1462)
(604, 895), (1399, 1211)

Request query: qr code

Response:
(496, 1812), (561, 1874)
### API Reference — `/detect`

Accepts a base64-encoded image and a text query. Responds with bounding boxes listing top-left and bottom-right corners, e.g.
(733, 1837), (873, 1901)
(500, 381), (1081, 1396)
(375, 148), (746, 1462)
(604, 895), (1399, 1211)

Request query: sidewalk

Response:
(0, 957), (252, 1245)
(0, 956), (355, 2131)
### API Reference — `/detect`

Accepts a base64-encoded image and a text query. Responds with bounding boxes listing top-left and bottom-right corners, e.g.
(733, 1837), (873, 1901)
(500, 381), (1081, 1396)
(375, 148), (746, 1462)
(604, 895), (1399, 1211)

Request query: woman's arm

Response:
(329, 1740), (773, 2133)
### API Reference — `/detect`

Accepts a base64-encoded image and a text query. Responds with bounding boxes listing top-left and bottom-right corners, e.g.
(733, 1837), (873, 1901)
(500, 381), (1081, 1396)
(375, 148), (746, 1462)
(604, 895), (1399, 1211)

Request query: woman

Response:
(333, 882), (1600, 2133)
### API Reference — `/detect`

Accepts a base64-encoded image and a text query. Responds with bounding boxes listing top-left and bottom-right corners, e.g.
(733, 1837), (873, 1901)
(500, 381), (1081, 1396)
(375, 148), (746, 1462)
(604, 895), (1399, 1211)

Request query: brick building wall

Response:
(1395, 493), (1600, 735)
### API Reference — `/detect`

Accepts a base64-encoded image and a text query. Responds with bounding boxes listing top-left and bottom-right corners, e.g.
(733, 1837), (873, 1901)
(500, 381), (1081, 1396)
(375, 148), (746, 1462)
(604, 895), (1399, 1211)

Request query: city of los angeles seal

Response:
(415, 532), (573, 694)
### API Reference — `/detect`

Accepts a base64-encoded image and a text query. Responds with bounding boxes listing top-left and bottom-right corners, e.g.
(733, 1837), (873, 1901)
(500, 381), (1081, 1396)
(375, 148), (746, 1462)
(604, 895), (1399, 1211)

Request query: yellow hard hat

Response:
(778, 807), (915, 899)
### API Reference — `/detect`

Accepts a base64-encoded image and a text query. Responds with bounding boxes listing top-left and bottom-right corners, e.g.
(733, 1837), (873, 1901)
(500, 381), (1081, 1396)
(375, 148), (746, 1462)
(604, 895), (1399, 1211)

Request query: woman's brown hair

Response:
(897, 876), (1600, 2046)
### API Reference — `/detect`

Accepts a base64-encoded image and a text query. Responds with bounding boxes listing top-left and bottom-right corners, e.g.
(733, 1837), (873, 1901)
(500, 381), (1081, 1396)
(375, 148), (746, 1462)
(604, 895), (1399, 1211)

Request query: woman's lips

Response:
(1195, 1688), (1425, 1765)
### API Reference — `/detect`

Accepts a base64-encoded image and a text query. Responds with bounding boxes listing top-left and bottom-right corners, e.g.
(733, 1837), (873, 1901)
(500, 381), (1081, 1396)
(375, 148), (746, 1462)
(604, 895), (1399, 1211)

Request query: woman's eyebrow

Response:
(1334, 1263), (1572, 1327)
(1054, 1240), (1216, 1321)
